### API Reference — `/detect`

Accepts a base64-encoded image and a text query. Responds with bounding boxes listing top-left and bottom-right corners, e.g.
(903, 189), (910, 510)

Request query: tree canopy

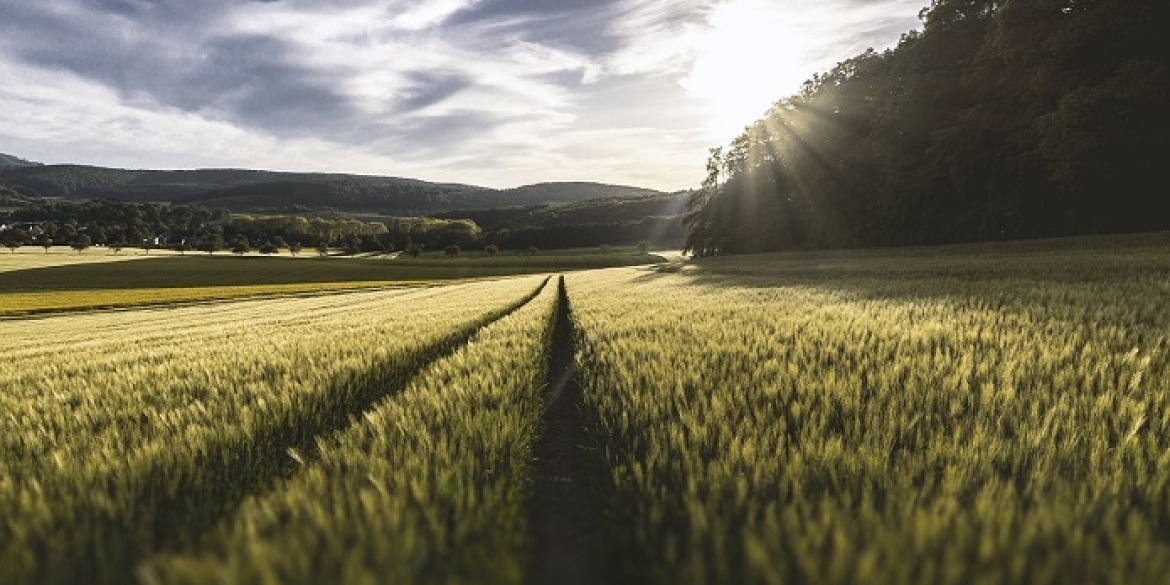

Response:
(686, 0), (1170, 255)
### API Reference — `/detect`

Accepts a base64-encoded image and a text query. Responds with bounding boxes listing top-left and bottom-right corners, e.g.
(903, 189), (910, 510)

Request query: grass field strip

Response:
(0, 276), (547, 585)
(0, 281), (430, 317)
(0, 251), (665, 316)
(0, 248), (162, 273)
(566, 260), (1170, 585)
(2, 285), (451, 361)
(138, 276), (560, 584)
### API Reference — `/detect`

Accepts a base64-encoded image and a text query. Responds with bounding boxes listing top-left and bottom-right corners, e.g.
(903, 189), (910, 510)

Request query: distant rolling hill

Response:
(0, 161), (666, 214)
(0, 153), (42, 169)
(431, 191), (692, 248)
(432, 192), (690, 230)
(495, 182), (663, 205)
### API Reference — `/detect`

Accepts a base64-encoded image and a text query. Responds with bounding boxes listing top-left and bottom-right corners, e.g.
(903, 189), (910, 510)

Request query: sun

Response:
(682, 0), (814, 145)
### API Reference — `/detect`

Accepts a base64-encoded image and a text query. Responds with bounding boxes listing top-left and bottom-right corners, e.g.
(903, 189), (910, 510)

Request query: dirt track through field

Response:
(32, 279), (552, 585)
(526, 276), (612, 585)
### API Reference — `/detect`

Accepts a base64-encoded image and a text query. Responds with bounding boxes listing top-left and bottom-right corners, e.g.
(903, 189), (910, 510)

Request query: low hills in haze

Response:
(0, 154), (687, 247)
(433, 192), (688, 231)
(0, 159), (667, 214)
(430, 191), (689, 249)
(0, 153), (42, 169)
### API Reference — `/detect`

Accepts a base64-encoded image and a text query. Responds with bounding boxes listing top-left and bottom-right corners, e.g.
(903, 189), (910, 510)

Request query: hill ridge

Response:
(0, 152), (43, 169)
(0, 161), (665, 214)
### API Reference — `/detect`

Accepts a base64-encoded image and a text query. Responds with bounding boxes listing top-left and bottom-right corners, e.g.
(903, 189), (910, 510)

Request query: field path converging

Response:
(525, 277), (613, 585)
(6, 234), (1169, 584)
(140, 273), (565, 585)
(0, 276), (549, 585)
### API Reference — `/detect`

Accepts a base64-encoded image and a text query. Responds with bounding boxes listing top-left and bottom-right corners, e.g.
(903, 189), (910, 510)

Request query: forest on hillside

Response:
(0, 196), (680, 252)
(0, 166), (682, 249)
(685, 0), (1169, 255)
(0, 164), (665, 215)
(431, 192), (688, 249)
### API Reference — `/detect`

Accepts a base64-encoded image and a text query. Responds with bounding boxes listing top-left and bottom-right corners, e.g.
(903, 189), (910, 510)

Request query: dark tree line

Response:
(224, 215), (482, 251)
(431, 193), (689, 248)
(2, 199), (228, 246)
(486, 217), (684, 250)
(685, 0), (1170, 255)
(0, 198), (489, 253)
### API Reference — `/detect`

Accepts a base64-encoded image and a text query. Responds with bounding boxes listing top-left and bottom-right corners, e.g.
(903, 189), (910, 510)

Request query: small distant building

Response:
(0, 221), (45, 237)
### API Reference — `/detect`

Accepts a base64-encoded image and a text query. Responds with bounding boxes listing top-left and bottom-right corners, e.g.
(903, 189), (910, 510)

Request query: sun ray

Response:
(683, 0), (815, 144)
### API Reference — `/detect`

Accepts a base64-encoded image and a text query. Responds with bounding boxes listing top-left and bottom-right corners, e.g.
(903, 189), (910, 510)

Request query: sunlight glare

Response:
(683, 0), (813, 144)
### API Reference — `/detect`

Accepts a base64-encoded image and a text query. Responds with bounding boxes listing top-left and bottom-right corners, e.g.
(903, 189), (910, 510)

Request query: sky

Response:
(0, 0), (923, 191)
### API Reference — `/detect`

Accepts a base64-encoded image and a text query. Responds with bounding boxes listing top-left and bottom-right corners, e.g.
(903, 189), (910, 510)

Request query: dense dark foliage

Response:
(487, 217), (684, 250)
(0, 198), (484, 251)
(434, 193), (689, 248)
(0, 194), (677, 252)
(435, 193), (688, 229)
(225, 215), (481, 250)
(685, 0), (1170, 255)
(2, 199), (227, 246)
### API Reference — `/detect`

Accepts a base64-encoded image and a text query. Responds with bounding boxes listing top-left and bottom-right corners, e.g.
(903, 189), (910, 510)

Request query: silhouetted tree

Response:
(199, 234), (224, 255)
(360, 236), (385, 254)
(231, 237), (250, 256)
(70, 235), (91, 254)
(9, 228), (29, 244)
(343, 236), (362, 255)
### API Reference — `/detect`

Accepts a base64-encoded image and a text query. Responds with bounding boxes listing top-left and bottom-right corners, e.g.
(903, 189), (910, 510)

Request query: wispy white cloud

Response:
(0, 60), (410, 174)
(604, 0), (924, 143)
(0, 0), (924, 190)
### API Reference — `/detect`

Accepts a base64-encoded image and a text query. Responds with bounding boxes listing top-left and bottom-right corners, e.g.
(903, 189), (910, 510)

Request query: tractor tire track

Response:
(526, 276), (613, 585)
(10, 277), (551, 585)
